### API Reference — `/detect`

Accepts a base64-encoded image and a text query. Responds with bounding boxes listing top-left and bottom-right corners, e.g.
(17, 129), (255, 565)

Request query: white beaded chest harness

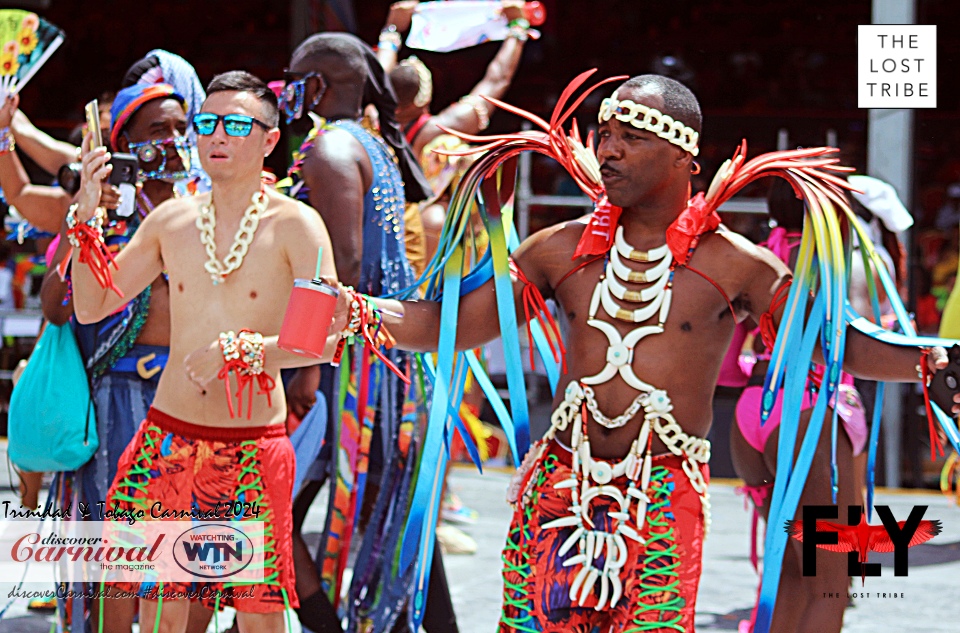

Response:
(532, 225), (711, 611)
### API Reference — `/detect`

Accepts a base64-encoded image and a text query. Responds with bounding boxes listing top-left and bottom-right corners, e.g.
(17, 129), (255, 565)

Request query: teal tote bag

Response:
(8, 322), (98, 472)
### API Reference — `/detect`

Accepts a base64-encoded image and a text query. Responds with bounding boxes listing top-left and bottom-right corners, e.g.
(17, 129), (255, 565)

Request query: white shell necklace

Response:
(197, 190), (269, 285)
(598, 226), (674, 323)
(580, 225), (674, 403)
(615, 227), (670, 263)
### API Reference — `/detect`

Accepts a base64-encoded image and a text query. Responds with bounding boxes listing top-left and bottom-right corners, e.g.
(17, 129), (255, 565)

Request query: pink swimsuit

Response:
(735, 379), (867, 456)
(733, 228), (868, 457)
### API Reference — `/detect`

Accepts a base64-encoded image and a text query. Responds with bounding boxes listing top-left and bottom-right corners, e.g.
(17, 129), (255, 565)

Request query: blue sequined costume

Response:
(288, 117), (426, 632)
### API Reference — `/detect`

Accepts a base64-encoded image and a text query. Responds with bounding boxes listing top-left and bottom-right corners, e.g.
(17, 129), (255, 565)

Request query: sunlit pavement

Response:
(442, 466), (960, 633)
(1, 451), (959, 632)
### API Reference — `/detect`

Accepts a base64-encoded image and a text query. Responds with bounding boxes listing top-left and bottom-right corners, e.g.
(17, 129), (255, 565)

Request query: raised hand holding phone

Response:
(75, 129), (110, 223)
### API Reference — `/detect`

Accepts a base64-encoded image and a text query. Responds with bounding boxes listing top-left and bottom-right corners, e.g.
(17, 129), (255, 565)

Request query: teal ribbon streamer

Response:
(756, 293), (827, 631)
(400, 245), (465, 579)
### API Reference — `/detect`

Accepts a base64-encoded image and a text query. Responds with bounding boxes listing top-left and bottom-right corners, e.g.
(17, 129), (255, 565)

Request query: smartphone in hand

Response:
(107, 153), (139, 221)
(929, 344), (960, 419)
(84, 99), (103, 149)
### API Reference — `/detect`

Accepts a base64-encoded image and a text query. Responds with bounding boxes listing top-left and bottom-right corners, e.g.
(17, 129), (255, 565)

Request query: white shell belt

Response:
(531, 380), (711, 611)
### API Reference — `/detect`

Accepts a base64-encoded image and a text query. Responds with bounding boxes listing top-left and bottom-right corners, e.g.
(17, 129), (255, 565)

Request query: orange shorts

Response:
(105, 407), (298, 612)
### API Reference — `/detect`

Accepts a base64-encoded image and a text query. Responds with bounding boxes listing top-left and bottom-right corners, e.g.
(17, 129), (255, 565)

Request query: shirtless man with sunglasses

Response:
(69, 70), (340, 633)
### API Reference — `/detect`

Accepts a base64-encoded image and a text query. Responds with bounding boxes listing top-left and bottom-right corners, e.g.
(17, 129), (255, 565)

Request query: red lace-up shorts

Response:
(104, 407), (299, 612)
(500, 439), (707, 632)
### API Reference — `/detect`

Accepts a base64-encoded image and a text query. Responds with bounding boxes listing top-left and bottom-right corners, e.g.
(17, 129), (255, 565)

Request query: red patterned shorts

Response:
(105, 407), (299, 613)
(500, 439), (707, 632)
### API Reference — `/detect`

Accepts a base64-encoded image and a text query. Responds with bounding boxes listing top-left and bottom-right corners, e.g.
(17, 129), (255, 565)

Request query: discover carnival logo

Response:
(11, 531), (164, 564)
(0, 520), (265, 584)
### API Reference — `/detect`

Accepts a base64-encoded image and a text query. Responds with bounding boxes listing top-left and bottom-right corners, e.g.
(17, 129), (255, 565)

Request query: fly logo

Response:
(786, 505), (941, 584)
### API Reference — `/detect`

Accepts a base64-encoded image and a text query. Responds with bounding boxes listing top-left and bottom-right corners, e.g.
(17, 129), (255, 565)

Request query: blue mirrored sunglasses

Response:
(193, 113), (272, 137)
(282, 72), (325, 124)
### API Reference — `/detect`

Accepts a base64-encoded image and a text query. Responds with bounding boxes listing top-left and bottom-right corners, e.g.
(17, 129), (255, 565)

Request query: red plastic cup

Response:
(278, 279), (339, 358)
(523, 2), (546, 26)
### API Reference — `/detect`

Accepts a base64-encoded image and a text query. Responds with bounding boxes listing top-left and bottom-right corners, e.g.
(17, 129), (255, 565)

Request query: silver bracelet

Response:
(459, 95), (490, 131)
(0, 126), (15, 155)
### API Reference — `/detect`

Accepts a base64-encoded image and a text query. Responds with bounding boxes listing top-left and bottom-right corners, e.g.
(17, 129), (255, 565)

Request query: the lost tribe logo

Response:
(173, 524), (255, 579)
(857, 25), (937, 108)
(785, 505), (941, 584)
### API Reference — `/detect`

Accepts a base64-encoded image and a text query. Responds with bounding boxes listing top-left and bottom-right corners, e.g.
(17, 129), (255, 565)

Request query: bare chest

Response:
(549, 263), (738, 456)
(558, 265), (735, 366)
(160, 218), (294, 336)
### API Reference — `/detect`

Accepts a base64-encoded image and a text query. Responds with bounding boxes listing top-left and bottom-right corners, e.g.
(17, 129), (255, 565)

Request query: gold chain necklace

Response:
(196, 190), (268, 285)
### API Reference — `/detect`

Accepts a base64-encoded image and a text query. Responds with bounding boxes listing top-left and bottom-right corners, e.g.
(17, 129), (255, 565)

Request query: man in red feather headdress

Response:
(329, 74), (950, 633)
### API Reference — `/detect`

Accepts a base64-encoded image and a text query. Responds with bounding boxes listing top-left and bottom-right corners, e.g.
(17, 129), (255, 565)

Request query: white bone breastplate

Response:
(528, 225), (710, 612)
(580, 226), (673, 403)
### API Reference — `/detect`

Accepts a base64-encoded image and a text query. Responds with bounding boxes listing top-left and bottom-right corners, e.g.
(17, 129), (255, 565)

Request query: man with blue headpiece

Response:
(41, 81), (213, 633)
(123, 49), (211, 191)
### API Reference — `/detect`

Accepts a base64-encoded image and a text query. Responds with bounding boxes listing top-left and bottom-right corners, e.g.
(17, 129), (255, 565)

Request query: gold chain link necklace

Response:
(196, 190), (268, 285)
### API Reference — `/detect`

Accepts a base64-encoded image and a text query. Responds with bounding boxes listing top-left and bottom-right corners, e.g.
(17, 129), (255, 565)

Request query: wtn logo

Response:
(173, 524), (256, 580)
(181, 541), (244, 564)
(785, 505), (941, 584)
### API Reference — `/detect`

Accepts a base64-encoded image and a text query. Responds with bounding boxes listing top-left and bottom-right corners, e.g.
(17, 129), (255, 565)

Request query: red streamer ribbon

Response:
(920, 348), (946, 461)
(759, 279), (793, 351)
(352, 292), (410, 385)
(69, 224), (124, 298)
(218, 330), (277, 419)
(510, 260), (567, 374)
(218, 359), (246, 419)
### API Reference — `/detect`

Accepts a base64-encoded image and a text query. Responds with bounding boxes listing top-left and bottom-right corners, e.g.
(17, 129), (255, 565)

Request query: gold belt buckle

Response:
(136, 352), (161, 380)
